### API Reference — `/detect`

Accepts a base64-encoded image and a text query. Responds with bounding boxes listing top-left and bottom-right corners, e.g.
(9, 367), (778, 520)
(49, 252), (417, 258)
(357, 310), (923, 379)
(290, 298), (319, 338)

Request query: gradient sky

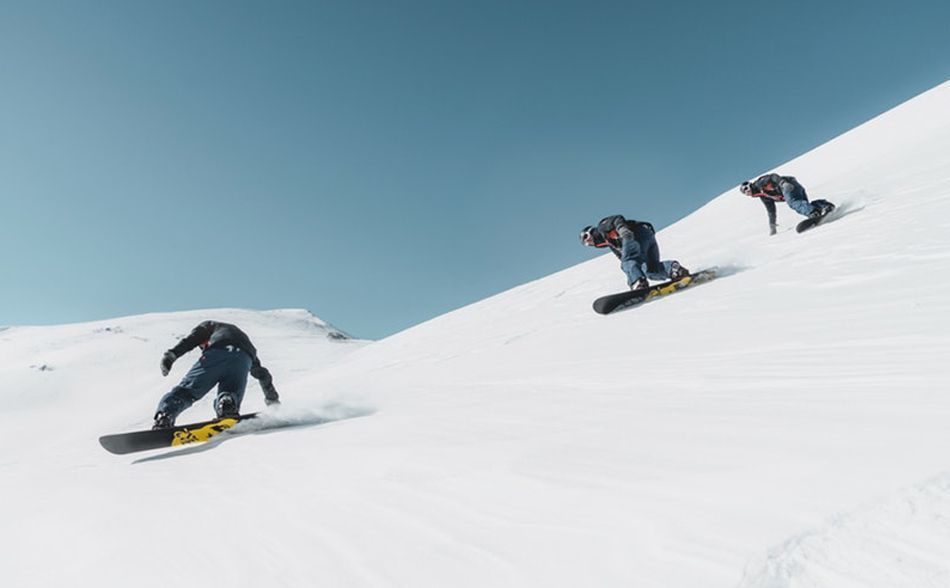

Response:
(1, 0), (948, 339)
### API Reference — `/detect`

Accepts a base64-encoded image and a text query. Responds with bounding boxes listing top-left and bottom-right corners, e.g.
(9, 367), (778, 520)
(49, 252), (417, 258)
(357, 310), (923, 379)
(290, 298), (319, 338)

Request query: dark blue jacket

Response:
(746, 174), (801, 226)
(593, 215), (656, 259)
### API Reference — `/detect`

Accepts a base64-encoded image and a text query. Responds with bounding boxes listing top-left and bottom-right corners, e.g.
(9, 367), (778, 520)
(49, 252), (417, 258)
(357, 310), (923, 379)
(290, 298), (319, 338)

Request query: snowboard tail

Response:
(592, 268), (717, 315)
(796, 201), (836, 233)
(99, 413), (259, 455)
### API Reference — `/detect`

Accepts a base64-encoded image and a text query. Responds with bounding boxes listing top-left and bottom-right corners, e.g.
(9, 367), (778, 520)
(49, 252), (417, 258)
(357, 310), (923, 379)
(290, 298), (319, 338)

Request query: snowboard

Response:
(99, 413), (259, 455)
(592, 268), (717, 315)
(796, 201), (836, 233)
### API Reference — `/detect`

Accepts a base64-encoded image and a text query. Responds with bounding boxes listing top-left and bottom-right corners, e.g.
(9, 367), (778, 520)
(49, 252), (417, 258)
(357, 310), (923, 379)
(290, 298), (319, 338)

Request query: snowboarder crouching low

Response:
(740, 173), (834, 235)
(579, 215), (689, 290)
(153, 320), (280, 429)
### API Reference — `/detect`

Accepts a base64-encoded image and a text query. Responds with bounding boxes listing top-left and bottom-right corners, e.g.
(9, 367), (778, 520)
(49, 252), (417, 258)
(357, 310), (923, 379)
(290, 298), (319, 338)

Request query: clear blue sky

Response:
(1, 1), (948, 339)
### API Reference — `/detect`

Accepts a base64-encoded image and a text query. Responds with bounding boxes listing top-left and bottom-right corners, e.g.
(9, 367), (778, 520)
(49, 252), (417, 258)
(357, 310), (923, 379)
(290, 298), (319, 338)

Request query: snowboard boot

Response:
(215, 393), (239, 419)
(809, 200), (835, 219)
(669, 261), (690, 280)
(630, 277), (650, 291)
(152, 412), (174, 430)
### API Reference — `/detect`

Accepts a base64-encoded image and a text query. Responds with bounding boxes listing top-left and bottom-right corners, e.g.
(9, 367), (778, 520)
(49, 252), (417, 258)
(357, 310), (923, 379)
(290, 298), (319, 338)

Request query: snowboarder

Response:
(153, 320), (280, 429)
(579, 215), (689, 290)
(740, 174), (834, 235)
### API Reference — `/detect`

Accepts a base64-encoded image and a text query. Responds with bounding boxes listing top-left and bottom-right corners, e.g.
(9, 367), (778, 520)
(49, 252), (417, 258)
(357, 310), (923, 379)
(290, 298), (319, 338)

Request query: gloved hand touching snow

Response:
(160, 351), (176, 377)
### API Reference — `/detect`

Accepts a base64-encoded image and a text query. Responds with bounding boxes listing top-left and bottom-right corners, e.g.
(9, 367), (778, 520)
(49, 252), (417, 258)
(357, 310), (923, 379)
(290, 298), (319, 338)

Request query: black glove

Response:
(252, 365), (279, 405)
(160, 351), (177, 377)
(769, 223), (777, 236)
(262, 382), (280, 405)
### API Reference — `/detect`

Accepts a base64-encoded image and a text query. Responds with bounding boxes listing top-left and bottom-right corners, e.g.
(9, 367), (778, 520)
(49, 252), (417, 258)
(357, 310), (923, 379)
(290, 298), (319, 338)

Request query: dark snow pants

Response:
(620, 230), (677, 286)
(779, 179), (817, 217)
(156, 346), (253, 421)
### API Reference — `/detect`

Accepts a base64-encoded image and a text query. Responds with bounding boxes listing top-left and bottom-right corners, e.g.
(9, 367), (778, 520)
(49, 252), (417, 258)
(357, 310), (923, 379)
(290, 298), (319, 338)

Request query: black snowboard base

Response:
(592, 268), (717, 315)
(99, 413), (259, 455)
(796, 201), (836, 233)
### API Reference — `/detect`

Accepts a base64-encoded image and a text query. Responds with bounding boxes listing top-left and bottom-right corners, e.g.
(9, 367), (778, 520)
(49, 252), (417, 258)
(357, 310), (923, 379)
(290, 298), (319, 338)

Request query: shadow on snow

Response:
(132, 405), (375, 464)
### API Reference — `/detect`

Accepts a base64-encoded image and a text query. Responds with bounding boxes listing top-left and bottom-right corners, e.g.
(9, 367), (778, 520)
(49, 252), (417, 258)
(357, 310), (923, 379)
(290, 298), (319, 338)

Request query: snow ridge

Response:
(741, 473), (950, 588)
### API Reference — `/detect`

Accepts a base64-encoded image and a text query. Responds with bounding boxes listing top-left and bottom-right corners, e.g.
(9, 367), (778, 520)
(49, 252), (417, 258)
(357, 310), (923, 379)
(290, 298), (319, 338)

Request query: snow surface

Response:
(3, 81), (950, 587)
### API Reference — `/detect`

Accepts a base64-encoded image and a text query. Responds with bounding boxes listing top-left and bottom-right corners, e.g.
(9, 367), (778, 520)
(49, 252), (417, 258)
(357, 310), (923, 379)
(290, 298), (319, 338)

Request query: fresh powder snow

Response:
(2, 81), (950, 587)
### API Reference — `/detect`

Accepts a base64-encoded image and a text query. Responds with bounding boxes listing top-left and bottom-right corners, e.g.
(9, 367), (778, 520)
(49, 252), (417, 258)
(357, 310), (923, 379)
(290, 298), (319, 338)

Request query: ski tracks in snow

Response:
(739, 472), (950, 588)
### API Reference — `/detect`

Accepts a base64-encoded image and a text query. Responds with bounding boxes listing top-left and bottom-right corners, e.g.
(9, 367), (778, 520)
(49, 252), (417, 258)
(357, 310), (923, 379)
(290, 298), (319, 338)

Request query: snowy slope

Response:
(0, 308), (362, 432)
(3, 82), (950, 588)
